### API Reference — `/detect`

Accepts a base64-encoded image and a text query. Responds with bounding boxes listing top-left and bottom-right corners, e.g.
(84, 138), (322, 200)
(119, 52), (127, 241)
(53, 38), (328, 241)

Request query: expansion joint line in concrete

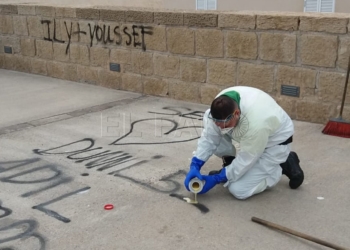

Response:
(0, 95), (148, 136)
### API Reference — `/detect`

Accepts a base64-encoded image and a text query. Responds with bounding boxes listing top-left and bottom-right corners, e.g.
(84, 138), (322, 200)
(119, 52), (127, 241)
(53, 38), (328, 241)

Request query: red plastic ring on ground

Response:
(104, 204), (114, 210)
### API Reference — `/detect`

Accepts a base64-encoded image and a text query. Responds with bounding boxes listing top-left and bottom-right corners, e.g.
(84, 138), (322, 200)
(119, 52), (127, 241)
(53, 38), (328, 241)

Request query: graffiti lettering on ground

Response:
(33, 138), (146, 172)
(0, 200), (47, 250)
(0, 158), (90, 223)
(102, 107), (205, 145)
(34, 137), (209, 213)
(0, 107), (209, 249)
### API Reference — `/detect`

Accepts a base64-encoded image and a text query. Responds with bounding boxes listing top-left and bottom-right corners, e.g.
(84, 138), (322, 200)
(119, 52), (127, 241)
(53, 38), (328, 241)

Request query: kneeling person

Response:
(184, 86), (304, 200)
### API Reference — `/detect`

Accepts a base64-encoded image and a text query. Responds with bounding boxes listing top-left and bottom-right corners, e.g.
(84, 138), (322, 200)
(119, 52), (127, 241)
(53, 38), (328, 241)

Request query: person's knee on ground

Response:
(227, 179), (267, 200)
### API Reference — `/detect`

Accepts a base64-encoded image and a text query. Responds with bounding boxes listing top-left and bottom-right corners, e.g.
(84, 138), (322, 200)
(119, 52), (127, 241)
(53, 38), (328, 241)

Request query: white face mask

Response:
(220, 127), (234, 135)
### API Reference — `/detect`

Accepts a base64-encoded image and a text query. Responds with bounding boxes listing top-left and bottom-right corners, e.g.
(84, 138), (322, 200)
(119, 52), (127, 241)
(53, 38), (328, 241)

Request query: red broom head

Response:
(322, 118), (350, 138)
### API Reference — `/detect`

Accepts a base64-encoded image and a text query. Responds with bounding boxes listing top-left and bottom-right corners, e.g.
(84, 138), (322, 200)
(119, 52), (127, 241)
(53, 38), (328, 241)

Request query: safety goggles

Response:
(208, 112), (234, 123)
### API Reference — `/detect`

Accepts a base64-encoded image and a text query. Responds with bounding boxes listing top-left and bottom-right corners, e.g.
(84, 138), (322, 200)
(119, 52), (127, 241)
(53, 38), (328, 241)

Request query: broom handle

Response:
(340, 54), (350, 117)
(251, 217), (349, 250)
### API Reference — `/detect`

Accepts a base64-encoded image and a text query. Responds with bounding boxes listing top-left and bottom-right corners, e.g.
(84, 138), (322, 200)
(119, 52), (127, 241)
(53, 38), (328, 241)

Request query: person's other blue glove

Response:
(184, 157), (205, 191)
(199, 168), (228, 194)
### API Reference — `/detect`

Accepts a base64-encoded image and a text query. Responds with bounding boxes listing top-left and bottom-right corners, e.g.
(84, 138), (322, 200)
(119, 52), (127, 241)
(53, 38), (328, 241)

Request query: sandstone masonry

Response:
(1, 4), (350, 124)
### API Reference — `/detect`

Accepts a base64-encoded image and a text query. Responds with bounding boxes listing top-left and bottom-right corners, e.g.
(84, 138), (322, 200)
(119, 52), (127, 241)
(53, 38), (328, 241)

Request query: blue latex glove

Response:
(184, 157), (205, 191)
(199, 168), (228, 194)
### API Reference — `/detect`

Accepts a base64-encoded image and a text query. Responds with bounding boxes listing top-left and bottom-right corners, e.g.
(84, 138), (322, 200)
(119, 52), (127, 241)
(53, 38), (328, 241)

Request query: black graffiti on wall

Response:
(40, 19), (153, 54)
(88, 23), (153, 50)
(0, 200), (47, 250)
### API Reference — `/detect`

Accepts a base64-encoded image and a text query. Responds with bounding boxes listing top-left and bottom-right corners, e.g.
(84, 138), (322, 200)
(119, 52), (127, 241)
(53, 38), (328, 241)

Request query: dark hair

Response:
(210, 95), (236, 120)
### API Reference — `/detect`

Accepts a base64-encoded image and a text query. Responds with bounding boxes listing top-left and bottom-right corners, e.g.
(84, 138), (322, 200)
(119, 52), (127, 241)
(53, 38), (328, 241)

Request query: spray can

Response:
(189, 178), (205, 194)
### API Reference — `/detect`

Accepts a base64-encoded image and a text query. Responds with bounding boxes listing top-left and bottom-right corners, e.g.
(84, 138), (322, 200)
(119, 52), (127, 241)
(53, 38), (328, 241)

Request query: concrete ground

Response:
(0, 69), (349, 250)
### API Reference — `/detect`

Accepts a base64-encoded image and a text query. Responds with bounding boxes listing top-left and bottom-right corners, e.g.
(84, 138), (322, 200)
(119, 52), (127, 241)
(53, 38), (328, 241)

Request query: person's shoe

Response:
(280, 151), (304, 189)
(209, 156), (235, 176)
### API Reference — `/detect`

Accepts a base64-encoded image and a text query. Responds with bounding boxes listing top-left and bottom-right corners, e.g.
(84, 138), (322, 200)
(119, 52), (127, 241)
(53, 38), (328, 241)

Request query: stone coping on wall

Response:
(2, 3), (350, 124)
(1, 4), (350, 31)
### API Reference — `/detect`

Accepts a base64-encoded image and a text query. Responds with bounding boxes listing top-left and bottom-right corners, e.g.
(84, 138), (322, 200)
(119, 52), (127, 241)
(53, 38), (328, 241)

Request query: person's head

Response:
(210, 95), (240, 129)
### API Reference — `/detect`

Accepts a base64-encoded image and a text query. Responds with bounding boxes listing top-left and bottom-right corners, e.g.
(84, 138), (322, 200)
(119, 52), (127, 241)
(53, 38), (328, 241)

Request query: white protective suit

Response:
(195, 86), (294, 199)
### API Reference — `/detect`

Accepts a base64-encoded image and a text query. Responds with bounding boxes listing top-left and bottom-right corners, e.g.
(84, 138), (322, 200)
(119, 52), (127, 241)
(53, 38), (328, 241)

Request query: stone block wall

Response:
(1, 4), (350, 124)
